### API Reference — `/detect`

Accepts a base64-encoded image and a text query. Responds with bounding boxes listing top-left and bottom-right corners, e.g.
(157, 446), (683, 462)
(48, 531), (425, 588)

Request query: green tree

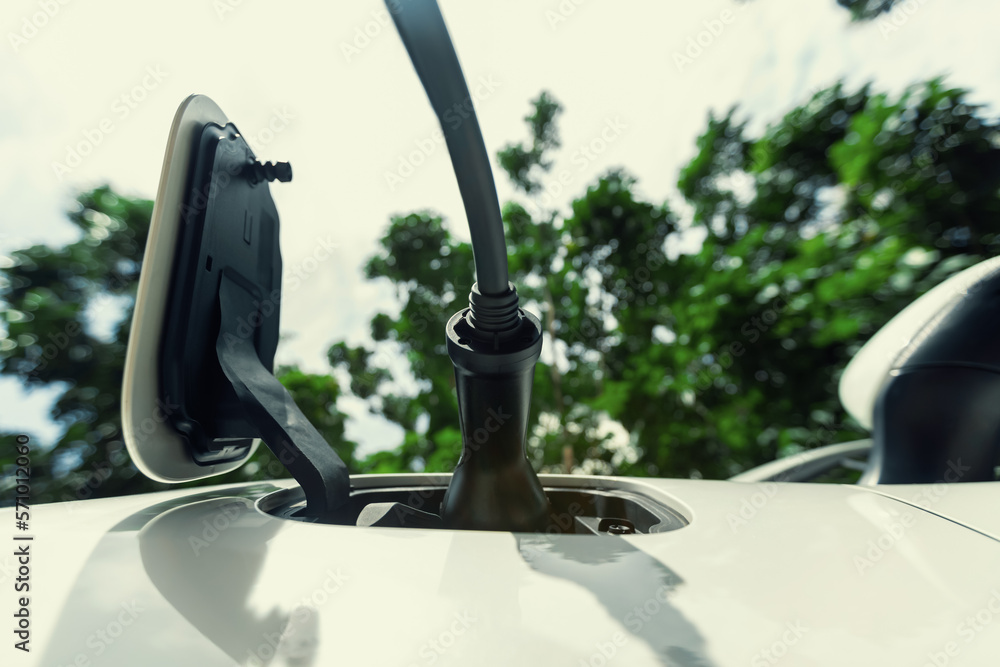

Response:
(673, 79), (1000, 475)
(5, 76), (999, 500)
(335, 80), (1000, 479)
(0, 187), (356, 504)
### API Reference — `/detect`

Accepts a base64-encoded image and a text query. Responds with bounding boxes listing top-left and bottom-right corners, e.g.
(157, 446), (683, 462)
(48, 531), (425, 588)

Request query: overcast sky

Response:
(2, 0), (998, 454)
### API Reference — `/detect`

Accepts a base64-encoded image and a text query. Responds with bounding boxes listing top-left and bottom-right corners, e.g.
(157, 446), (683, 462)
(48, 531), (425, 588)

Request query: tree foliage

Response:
(4, 76), (999, 499)
(0, 187), (355, 503)
(334, 80), (1000, 479)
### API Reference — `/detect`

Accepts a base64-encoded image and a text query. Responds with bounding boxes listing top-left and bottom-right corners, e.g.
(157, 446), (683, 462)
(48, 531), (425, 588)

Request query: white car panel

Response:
(7, 475), (1000, 667)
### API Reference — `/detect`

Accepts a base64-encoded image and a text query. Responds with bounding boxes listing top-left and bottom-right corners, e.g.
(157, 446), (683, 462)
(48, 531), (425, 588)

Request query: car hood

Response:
(8, 474), (1000, 667)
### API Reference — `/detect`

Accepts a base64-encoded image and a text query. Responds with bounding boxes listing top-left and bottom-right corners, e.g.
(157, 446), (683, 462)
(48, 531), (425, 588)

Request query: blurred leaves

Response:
(4, 75), (1000, 500)
(335, 81), (1000, 479)
(0, 187), (357, 503)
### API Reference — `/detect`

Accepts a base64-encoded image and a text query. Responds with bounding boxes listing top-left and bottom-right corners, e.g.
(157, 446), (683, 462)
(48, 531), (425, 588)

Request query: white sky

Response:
(2, 0), (999, 454)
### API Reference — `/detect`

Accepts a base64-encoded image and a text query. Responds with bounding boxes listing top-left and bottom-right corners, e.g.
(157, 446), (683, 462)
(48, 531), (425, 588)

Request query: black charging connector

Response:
(387, 0), (551, 530)
(442, 284), (548, 531)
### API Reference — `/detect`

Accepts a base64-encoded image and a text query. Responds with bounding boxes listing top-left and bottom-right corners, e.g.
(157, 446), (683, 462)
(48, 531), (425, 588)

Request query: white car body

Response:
(6, 473), (1000, 666)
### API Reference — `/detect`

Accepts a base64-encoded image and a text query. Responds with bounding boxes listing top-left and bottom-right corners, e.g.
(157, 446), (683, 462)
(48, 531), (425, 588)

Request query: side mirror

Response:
(840, 256), (1000, 483)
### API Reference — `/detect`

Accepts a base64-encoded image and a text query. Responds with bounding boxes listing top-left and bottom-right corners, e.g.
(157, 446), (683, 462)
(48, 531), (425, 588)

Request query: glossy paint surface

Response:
(6, 474), (1000, 667)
